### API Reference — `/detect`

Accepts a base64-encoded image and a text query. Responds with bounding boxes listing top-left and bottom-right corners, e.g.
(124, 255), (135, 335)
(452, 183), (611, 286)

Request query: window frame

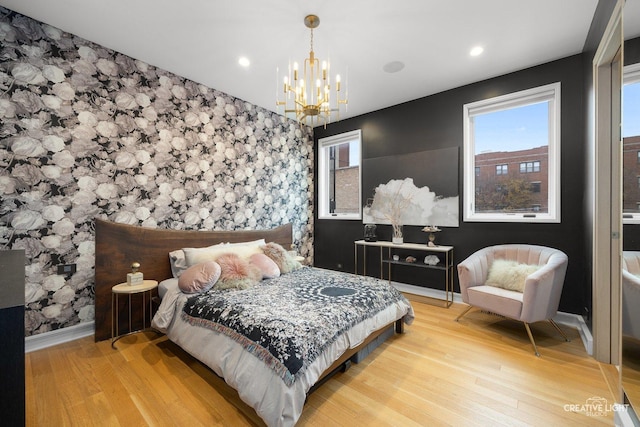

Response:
(622, 63), (640, 224)
(463, 82), (561, 223)
(531, 181), (542, 193)
(520, 161), (541, 173)
(317, 129), (362, 220)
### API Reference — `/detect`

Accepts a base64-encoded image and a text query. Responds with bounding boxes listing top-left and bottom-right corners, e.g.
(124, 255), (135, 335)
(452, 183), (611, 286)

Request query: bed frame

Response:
(93, 218), (404, 384)
(94, 219), (293, 341)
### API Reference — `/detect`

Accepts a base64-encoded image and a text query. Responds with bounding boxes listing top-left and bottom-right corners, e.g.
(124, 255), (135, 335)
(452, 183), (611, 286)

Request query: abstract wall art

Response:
(362, 147), (459, 227)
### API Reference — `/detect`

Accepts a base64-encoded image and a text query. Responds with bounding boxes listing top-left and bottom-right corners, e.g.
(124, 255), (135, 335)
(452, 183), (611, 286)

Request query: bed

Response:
(94, 219), (414, 426)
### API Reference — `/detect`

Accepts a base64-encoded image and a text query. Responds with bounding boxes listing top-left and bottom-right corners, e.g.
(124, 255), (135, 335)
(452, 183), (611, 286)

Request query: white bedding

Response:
(152, 270), (413, 426)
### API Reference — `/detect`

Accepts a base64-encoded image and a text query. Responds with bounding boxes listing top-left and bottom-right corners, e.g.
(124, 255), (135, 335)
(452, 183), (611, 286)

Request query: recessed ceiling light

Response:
(470, 46), (484, 57)
(238, 57), (250, 67)
(383, 61), (405, 73)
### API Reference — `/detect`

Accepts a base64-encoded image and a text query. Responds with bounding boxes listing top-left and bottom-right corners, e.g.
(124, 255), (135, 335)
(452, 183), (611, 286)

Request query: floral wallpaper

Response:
(0, 7), (314, 337)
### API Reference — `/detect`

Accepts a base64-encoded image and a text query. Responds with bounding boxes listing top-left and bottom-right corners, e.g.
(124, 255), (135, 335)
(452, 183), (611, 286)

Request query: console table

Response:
(354, 240), (453, 307)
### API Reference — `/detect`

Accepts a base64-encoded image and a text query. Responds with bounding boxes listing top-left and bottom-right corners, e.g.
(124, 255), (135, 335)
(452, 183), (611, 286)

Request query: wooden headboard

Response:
(94, 219), (293, 341)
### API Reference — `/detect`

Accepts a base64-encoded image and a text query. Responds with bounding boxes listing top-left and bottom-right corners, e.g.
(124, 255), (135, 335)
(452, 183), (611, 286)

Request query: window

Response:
(531, 182), (541, 193)
(623, 64), (640, 223)
(520, 161), (540, 173)
(463, 82), (561, 222)
(318, 130), (362, 219)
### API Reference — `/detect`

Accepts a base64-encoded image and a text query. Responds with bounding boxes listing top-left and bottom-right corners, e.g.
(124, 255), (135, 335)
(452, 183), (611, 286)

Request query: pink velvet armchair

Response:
(456, 244), (569, 356)
(622, 251), (640, 340)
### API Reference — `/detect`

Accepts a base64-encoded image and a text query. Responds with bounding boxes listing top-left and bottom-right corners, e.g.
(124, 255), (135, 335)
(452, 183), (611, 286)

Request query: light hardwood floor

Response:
(26, 299), (618, 426)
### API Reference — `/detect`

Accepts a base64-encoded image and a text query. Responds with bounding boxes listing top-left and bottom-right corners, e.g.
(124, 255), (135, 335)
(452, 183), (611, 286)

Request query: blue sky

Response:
(474, 102), (548, 153)
(624, 82), (640, 138)
(474, 84), (639, 153)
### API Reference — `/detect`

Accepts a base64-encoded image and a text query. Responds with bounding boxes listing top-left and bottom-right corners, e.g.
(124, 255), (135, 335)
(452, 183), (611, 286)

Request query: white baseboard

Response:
(552, 311), (593, 355)
(394, 282), (593, 355)
(616, 405), (640, 427)
(25, 321), (95, 353)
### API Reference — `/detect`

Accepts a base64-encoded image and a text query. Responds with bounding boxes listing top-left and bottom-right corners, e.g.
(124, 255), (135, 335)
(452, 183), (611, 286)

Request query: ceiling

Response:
(1, 0), (640, 124)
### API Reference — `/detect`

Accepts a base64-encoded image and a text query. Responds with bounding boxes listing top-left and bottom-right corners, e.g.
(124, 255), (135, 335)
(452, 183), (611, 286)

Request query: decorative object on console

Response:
(127, 262), (143, 286)
(392, 225), (404, 244)
(276, 14), (347, 126)
(366, 179), (411, 244)
(422, 225), (441, 247)
(423, 255), (439, 266)
(364, 223), (377, 242)
(405, 256), (417, 263)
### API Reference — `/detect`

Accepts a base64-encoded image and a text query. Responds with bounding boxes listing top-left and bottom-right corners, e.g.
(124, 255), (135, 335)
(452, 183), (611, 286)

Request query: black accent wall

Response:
(314, 54), (588, 314)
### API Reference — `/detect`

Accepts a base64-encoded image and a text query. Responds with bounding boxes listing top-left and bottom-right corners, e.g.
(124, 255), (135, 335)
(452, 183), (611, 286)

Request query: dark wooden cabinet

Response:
(0, 250), (25, 426)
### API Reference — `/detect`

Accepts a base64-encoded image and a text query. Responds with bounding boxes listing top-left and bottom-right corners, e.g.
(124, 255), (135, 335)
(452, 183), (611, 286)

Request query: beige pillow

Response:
(178, 261), (221, 294)
(261, 242), (302, 274)
(485, 259), (541, 292)
(183, 239), (265, 266)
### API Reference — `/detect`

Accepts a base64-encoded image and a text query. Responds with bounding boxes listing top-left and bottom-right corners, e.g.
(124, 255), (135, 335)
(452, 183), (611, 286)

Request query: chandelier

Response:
(276, 15), (347, 126)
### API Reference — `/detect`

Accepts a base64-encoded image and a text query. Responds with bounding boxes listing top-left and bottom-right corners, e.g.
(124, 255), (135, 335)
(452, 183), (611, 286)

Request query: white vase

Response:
(392, 236), (403, 244)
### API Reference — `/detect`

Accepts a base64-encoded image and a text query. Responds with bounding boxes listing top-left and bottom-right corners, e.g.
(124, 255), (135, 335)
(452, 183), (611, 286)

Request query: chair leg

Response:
(455, 305), (474, 322)
(548, 319), (570, 342)
(523, 323), (541, 357)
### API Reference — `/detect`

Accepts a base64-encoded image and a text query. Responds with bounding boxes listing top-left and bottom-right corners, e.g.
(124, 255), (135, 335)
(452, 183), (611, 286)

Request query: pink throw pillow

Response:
(215, 253), (262, 290)
(178, 261), (221, 294)
(250, 253), (281, 279)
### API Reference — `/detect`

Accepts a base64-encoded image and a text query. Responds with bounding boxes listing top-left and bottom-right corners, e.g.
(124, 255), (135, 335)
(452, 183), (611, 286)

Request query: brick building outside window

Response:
(474, 146), (548, 213)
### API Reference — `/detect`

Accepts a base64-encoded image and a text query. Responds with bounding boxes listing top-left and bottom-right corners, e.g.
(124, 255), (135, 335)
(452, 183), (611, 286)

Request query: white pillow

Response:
(177, 242), (227, 271)
(226, 238), (266, 247)
(183, 239), (266, 266)
(169, 249), (189, 278)
(485, 259), (541, 292)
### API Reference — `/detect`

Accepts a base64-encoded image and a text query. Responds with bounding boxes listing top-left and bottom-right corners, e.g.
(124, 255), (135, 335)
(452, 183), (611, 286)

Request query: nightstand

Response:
(111, 279), (158, 349)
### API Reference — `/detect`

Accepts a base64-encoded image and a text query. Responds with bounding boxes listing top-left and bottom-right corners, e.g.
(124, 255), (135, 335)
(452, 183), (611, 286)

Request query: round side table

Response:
(111, 280), (158, 349)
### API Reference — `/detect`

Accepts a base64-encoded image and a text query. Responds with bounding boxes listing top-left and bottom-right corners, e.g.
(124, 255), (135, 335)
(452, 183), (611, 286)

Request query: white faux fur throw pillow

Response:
(485, 259), (541, 292)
